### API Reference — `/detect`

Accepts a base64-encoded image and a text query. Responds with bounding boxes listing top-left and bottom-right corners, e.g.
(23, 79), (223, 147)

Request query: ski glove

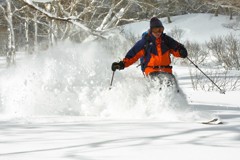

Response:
(111, 61), (125, 71)
(178, 45), (188, 58)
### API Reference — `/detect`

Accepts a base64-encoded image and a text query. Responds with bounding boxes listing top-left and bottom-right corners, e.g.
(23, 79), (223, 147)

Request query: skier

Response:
(111, 17), (188, 88)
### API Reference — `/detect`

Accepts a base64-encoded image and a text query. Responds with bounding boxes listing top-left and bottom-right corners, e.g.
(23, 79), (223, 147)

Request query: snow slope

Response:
(0, 13), (240, 160)
(124, 13), (239, 43)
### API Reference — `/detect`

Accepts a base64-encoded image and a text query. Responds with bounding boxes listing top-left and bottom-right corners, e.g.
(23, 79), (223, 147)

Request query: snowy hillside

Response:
(0, 13), (240, 160)
(124, 13), (239, 43)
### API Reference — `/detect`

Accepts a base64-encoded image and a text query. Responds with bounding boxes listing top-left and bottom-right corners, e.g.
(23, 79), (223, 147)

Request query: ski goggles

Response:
(151, 27), (164, 33)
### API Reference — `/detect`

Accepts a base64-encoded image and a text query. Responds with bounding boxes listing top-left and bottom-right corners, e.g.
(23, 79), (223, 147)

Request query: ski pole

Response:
(187, 57), (225, 94)
(109, 71), (115, 90)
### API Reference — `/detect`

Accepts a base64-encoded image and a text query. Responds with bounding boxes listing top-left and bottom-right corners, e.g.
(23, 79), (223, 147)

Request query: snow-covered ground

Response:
(0, 14), (240, 160)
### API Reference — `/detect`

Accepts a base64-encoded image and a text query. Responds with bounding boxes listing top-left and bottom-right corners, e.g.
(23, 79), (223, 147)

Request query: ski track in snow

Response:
(0, 14), (240, 160)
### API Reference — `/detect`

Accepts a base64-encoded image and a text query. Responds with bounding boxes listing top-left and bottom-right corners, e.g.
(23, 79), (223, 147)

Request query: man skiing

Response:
(111, 17), (188, 86)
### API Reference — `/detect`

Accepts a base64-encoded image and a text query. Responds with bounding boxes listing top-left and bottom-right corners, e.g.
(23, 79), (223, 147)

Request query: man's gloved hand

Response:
(111, 61), (125, 71)
(179, 46), (188, 58)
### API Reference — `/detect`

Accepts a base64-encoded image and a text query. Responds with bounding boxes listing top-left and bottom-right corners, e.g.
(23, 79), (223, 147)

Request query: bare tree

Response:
(0, 0), (16, 64)
(189, 68), (240, 91)
(223, 15), (240, 31)
(207, 34), (240, 70)
(202, 0), (240, 19)
(1, 0), (240, 66)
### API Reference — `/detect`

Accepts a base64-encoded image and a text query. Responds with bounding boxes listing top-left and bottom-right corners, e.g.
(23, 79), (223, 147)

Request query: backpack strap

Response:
(143, 32), (151, 57)
(138, 32), (151, 72)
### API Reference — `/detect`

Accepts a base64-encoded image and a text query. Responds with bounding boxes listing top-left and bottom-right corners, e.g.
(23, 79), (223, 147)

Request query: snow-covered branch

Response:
(22, 0), (105, 38)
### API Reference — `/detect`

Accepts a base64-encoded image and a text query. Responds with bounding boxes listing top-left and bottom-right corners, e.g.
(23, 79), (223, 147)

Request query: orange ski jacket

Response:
(123, 32), (183, 75)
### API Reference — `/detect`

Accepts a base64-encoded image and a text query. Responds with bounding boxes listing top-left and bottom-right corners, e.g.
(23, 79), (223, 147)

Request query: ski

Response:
(201, 118), (223, 125)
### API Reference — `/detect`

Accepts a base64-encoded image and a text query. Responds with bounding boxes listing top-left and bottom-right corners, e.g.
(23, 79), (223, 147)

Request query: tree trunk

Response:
(6, 0), (16, 65)
(167, 0), (172, 23)
(84, 0), (90, 24)
(25, 18), (30, 54)
(48, 19), (55, 47)
(229, 7), (233, 20)
(214, 6), (219, 17)
(34, 13), (38, 52)
(167, 13), (172, 23)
